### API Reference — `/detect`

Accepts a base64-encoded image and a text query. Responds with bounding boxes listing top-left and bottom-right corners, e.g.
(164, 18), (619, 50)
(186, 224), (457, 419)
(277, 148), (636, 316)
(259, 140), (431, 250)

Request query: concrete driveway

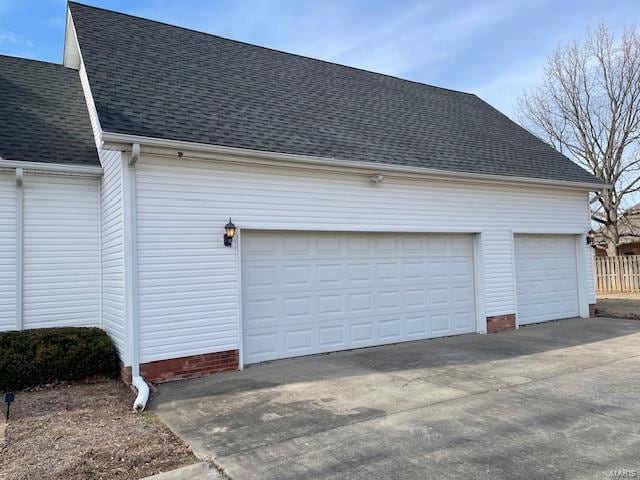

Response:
(151, 318), (640, 480)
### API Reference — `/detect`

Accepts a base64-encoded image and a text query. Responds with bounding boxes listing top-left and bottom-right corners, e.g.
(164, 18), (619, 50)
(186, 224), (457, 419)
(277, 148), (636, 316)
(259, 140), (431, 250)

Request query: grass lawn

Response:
(596, 293), (640, 320)
(0, 380), (197, 480)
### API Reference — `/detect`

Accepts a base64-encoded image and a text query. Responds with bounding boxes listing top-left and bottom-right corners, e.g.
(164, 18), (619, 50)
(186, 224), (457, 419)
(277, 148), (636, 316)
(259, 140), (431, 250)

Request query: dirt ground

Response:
(596, 292), (640, 320)
(0, 380), (197, 480)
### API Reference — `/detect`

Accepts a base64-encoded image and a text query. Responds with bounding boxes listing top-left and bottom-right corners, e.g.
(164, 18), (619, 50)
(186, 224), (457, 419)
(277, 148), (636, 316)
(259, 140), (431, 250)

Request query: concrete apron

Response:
(151, 317), (640, 480)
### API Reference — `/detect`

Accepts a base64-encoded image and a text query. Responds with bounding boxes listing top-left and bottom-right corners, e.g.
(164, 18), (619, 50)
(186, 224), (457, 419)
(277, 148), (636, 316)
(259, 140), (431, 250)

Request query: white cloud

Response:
(294, 0), (524, 78)
(0, 31), (17, 43)
(129, 0), (521, 79)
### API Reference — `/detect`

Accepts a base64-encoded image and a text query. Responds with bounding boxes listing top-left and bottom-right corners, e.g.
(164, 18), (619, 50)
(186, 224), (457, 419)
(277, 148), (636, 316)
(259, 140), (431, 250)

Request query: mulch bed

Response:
(0, 379), (196, 480)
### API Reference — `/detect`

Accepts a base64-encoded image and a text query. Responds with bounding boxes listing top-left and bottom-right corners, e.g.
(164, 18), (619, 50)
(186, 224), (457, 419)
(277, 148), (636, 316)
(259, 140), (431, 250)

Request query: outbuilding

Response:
(0, 3), (604, 393)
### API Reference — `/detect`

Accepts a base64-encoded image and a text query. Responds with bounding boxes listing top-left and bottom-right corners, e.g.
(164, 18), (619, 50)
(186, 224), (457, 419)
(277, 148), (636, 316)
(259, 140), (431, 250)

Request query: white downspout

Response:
(15, 168), (24, 331)
(125, 143), (148, 411)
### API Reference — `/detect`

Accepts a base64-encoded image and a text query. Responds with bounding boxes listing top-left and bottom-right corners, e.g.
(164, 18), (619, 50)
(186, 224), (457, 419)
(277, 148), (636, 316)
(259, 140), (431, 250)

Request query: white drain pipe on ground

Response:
(132, 375), (149, 412)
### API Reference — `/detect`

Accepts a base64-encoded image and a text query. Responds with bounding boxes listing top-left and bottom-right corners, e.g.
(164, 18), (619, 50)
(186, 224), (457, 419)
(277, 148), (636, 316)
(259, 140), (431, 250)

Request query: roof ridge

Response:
(68, 1), (474, 97)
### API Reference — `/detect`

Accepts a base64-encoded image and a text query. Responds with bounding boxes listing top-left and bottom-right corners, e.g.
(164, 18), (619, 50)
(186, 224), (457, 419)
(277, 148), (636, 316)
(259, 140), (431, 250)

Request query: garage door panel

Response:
(380, 318), (403, 338)
(242, 231), (476, 363)
(317, 264), (342, 284)
(284, 296), (312, 320)
(432, 313), (453, 333)
(374, 236), (396, 252)
(319, 324), (345, 347)
(515, 234), (579, 325)
(285, 328), (313, 351)
(317, 236), (341, 252)
(245, 287), (471, 326)
(405, 288), (426, 307)
(284, 235), (311, 253)
(317, 294), (342, 315)
(454, 311), (474, 329)
(348, 291), (373, 312)
(407, 316), (428, 336)
(245, 331), (279, 357)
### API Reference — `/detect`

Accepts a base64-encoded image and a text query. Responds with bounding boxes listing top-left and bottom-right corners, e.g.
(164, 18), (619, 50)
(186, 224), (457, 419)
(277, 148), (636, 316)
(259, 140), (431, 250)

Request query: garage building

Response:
(0, 3), (604, 386)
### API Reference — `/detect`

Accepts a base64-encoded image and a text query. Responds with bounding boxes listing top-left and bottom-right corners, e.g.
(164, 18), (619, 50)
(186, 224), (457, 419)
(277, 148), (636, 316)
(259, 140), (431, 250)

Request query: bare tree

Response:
(518, 24), (640, 256)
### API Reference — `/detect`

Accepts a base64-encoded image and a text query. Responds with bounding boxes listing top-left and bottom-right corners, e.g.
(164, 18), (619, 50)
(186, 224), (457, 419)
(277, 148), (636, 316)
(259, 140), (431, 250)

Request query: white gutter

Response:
(0, 159), (103, 176)
(101, 131), (608, 191)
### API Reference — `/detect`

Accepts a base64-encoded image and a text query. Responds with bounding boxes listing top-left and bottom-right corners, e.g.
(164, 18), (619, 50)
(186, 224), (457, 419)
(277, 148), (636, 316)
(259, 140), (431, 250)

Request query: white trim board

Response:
(473, 233), (487, 334)
(101, 131), (607, 192)
(234, 223), (483, 234)
(235, 228), (244, 370)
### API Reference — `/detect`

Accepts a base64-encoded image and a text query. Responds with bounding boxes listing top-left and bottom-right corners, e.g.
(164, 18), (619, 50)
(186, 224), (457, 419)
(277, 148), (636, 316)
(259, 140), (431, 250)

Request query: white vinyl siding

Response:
(79, 54), (128, 360)
(22, 174), (100, 329)
(514, 234), (579, 325)
(100, 150), (127, 361)
(0, 173), (16, 330)
(481, 230), (516, 317)
(134, 155), (594, 364)
(242, 231), (475, 364)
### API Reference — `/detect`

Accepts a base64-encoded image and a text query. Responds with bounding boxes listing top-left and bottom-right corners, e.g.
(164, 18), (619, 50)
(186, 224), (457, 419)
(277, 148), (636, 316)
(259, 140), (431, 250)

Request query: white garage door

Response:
(241, 231), (476, 364)
(515, 234), (579, 325)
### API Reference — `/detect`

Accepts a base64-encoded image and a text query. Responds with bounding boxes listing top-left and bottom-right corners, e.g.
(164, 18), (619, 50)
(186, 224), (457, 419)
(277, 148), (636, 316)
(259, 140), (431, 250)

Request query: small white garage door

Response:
(241, 231), (476, 364)
(515, 234), (579, 325)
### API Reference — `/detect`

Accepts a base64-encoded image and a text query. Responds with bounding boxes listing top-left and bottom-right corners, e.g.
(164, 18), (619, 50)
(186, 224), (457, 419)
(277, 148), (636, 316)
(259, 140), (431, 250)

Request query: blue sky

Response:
(0, 0), (636, 117)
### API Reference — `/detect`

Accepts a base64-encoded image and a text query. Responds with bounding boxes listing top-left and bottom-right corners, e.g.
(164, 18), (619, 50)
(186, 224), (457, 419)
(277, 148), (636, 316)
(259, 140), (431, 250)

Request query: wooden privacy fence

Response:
(595, 255), (640, 293)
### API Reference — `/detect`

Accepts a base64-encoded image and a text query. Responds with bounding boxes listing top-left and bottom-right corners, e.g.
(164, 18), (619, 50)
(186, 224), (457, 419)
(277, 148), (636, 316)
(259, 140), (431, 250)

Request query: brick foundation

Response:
(589, 303), (596, 317)
(486, 314), (516, 333)
(119, 349), (239, 384)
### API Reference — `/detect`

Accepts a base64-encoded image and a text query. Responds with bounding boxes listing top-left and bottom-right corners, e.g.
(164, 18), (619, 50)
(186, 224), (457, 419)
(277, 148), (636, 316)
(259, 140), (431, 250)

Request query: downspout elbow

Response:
(132, 375), (149, 412)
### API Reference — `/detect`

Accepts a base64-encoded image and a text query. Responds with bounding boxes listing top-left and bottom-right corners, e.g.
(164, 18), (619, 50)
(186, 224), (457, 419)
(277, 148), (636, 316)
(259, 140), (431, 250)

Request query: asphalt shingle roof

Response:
(70, 2), (601, 185)
(0, 55), (99, 166)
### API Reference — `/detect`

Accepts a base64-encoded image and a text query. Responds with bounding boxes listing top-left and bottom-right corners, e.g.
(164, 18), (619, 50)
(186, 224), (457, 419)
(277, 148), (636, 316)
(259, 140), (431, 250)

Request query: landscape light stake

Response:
(4, 392), (14, 421)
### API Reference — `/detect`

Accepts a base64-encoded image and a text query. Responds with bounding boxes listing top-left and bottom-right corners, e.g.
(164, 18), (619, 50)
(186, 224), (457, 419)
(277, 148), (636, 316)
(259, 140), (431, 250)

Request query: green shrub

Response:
(0, 327), (119, 391)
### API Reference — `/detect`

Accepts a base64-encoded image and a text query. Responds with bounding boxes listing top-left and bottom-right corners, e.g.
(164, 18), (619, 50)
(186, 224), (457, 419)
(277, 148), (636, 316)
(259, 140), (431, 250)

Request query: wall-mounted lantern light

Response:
(224, 218), (237, 247)
(586, 229), (596, 246)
